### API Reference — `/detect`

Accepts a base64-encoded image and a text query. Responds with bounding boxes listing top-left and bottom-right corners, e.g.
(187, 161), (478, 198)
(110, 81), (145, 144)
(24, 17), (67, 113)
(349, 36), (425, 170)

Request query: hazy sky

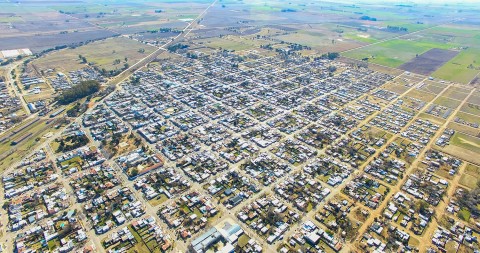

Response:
(338, 0), (480, 4)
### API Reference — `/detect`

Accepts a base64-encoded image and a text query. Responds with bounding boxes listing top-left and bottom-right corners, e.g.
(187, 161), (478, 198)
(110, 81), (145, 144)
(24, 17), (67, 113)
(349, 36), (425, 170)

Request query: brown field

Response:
(399, 48), (459, 76)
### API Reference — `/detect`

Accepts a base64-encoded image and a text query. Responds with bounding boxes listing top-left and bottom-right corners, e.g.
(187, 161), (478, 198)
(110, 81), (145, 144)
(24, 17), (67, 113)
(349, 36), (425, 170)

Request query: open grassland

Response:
(432, 48), (480, 84)
(274, 28), (362, 53)
(32, 37), (156, 73)
(422, 24), (480, 48)
(343, 39), (454, 67)
(381, 21), (434, 32)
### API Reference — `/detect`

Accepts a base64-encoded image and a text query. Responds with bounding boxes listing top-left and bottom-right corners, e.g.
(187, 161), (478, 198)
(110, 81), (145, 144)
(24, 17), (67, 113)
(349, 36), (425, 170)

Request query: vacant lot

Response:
(407, 89), (436, 102)
(32, 37), (156, 73)
(442, 86), (471, 101)
(434, 96), (462, 109)
(399, 48), (458, 75)
(466, 95), (480, 105)
(460, 163), (480, 189)
(195, 37), (253, 51)
(440, 132), (480, 165)
(418, 82), (446, 95)
(447, 122), (480, 137)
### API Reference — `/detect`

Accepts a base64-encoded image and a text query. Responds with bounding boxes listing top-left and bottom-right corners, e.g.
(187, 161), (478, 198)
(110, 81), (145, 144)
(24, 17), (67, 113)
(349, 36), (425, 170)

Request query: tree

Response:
(56, 80), (101, 105)
(130, 168), (139, 177)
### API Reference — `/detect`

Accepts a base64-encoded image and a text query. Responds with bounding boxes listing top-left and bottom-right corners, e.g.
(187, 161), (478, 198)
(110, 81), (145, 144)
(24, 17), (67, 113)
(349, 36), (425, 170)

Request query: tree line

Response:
(57, 80), (101, 105)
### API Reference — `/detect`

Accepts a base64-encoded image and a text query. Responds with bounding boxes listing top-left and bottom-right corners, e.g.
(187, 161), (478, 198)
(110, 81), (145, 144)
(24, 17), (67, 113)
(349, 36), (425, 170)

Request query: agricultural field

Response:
(30, 37), (156, 73)
(343, 39), (454, 67)
(194, 36), (255, 51)
(399, 48), (458, 76)
(432, 48), (480, 84)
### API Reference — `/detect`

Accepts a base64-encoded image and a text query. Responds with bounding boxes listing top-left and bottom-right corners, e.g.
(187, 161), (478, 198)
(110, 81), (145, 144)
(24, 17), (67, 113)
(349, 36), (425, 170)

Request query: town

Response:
(0, 0), (480, 253)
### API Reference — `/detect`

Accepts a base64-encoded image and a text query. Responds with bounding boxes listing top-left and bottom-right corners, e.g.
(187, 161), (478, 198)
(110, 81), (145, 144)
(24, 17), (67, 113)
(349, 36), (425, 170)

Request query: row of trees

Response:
(167, 43), (189, 52)
(387, 25), (408, 32)
(57, 80), (101, 105)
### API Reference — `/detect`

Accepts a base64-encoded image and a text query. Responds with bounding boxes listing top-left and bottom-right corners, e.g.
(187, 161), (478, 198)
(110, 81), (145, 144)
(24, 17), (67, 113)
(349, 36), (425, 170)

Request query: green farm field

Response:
(432, 48), (480, 84)
(343, 39), (453, 67)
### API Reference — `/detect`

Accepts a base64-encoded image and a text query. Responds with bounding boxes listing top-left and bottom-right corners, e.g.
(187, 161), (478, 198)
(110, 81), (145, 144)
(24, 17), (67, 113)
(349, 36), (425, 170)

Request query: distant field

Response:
(195, 37), (253, 51)
(399, 48), (458, 76)
(381, 21), (433, 32)
(32, 37), (156, 73)
(432, 48), (480, 84)
(274, 29), (362, 52)
(343, 39), (453, 67)
(423, 24), (480, 49)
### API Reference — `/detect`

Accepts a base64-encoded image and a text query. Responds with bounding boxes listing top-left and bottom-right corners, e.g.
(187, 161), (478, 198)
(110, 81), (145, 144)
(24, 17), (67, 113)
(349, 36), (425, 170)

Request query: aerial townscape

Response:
(0, 0), (480, 253)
